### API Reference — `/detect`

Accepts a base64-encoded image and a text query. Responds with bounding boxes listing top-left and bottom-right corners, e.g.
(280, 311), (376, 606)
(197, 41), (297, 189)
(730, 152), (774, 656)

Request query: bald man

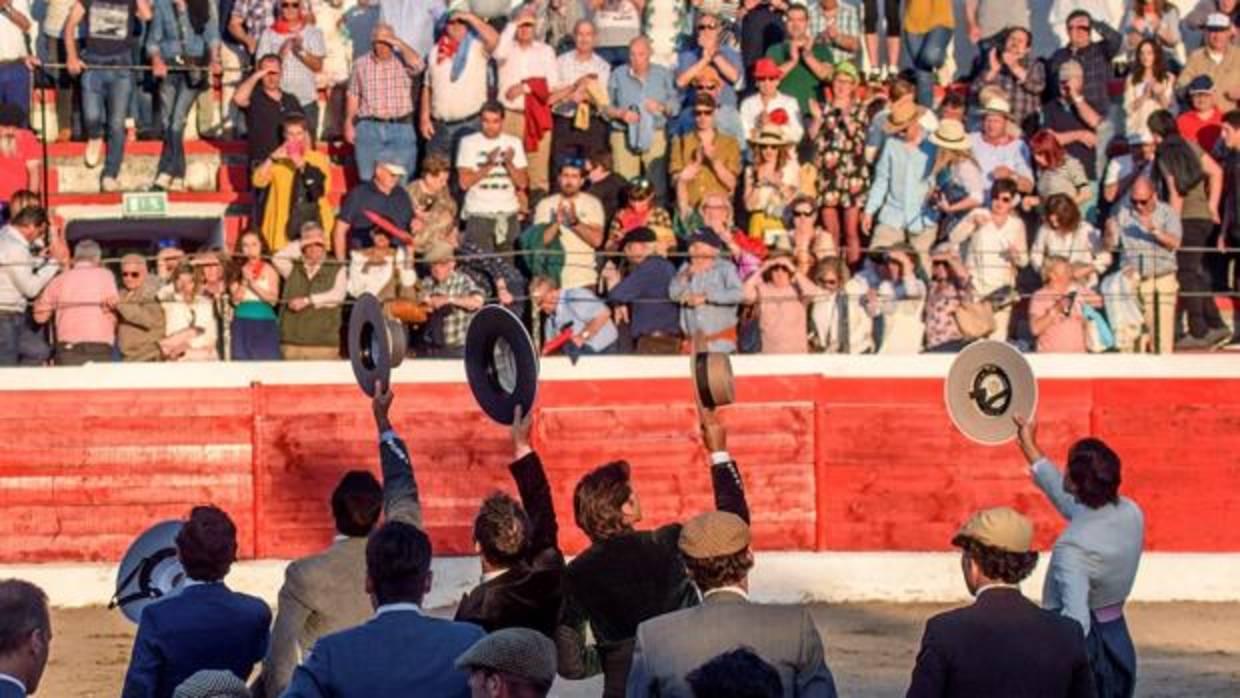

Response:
(1104, 176), (1181, 353)
(606, 37), (680, 202)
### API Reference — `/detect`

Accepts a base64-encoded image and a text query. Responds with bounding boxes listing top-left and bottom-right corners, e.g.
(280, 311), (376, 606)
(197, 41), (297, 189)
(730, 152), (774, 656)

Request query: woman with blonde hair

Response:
(743, 125), (799, 248)
(928, 119), (985, 238)
(809, 256), (856, 353)
(159, 263), (220, 361)
(229, 230), (281, 360)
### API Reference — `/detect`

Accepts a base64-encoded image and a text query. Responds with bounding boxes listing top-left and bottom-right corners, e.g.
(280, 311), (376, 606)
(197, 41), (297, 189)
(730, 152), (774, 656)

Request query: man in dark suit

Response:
(455, 405), (564, 637)
(281, 384), (485, 698)
(121, 506), (272, 698)
(626, 511), (837, 697)
(906, 507), (1097, 698)
(556, 407), (750, 698)
(0, 580), (51, 698)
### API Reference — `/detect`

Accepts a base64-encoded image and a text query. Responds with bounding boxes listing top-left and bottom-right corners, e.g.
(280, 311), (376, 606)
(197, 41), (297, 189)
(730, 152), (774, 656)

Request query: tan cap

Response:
(424, 240), (455, 264)
(952, 507), (1033, 553)
(455, 627), (557, 688)
(679, 511), (751, 559)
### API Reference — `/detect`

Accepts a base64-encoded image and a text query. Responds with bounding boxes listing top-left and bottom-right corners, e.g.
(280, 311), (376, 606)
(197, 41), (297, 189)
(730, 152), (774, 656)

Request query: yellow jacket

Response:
(252, 150), (337, 252)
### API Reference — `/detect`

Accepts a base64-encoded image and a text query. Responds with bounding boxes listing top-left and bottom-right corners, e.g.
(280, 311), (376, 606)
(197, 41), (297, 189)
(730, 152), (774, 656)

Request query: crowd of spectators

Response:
(3, 0), (1240, 365)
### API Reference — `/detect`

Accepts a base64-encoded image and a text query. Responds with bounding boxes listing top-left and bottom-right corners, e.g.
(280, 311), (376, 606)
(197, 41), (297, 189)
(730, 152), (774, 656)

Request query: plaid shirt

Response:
(230, 0), (275, 45)
(348, 53), (416, 119)
(1047, 23), (1122, 114)
(423, 270), (483, 348)
(972, 57), (1046, 129)
(808, 0), (863, 61)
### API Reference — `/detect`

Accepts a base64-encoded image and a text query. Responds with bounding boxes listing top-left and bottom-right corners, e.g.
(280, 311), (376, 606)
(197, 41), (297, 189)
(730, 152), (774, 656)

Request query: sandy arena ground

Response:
(44, 601), (1239, 697)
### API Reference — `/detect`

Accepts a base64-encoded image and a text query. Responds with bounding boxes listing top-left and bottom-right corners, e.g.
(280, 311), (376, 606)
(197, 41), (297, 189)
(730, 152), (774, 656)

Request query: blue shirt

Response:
(378, 0), (444, 59)
(1113, 202), (1181, 278)
(608, 64), (681, 132)
(146, 0), (221, 60)
(676, 46), (742, 110)
(668, 258), (744, 352)
(864, 135), (937, 232)
(548, 287), (619, 352)
(608, 256), (679, 338)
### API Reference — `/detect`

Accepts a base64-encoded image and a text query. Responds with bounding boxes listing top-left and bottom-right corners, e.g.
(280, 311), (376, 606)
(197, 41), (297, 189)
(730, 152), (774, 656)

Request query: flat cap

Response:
(952, 507), (1033, 553)
(679, 511), (751, 559)
(455, 627), (557, 688)
(172, 670), (250, 698)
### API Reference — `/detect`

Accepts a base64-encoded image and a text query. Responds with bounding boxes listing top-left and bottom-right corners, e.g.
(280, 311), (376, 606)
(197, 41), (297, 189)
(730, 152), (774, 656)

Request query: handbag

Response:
(953, 300), (996, 339)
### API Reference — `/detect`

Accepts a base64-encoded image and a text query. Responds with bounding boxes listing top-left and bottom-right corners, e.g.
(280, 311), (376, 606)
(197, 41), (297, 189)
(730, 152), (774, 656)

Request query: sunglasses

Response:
(281, 2), (300, 7)
(122, 271), (142, 278)
(995, 194), (1015, 203)
(696, 83), (720, 90)
(1068, 24), (1090, 32)
(697, 23), (718, 30)
(758, 76), (779, 83)
(694, 109), (714, 116)
(793, 209), (815, 217)
(1131, 197), (1153, 206)
(822, 277), (839, 286)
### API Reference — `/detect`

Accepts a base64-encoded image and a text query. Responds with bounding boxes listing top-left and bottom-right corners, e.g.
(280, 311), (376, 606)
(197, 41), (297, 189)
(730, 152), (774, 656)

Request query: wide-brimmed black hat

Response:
(944, 340), (1037, 445)
(349, 293), (408, 397)
(111, 520), (185, 624)
(465, 305), (538, 425)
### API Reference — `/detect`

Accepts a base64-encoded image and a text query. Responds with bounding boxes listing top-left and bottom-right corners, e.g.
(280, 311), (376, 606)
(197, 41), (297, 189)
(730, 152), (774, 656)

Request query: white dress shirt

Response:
(494, 22), (558, 111)
(0, 225), (59, 313)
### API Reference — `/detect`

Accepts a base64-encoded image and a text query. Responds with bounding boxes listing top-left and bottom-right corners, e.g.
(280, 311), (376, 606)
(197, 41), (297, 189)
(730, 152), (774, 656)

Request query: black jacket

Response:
(906, 587), (1097, 698)
(556, 458), (750, 698)
(455, 452), (564, 638)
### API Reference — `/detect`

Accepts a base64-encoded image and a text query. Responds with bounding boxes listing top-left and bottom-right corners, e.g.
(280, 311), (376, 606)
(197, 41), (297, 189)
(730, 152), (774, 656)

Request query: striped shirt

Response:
(255, 25), (326, 107)
(348, 52), (415, 119)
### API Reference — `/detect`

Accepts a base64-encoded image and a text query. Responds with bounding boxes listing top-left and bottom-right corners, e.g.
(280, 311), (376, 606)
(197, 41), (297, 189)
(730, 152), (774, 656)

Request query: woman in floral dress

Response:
(812, 62), (870, 267)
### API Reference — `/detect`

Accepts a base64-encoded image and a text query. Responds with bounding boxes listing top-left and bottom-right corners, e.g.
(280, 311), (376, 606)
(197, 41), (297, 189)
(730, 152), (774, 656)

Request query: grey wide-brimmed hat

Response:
(944, 340), (1038, 445)
(111, 520), (185, 624)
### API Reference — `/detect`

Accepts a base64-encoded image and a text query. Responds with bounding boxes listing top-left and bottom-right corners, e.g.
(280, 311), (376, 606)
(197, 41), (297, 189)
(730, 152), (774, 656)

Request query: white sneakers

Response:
(84, 138), (103, 168)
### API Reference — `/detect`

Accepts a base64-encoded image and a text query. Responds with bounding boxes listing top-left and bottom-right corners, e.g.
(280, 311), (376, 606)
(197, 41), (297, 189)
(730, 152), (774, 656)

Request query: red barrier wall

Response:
(2, 373), (1238, 562)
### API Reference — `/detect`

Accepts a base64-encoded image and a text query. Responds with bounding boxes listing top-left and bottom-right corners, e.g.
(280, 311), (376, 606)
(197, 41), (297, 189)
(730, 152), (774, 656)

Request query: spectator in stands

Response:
(675, 13), (743, 127)
(1029, 256), (1103, 353)
(346, 227), (416, 300)
(605, 227), (681, 354)
(121, 505), (271, 698)
(765, 4), (833, 116)
(1103, 175), (1180, 353)
(227, 0), (275, 58)
(669, 228), (744, 353)
(414, 240), (484, 358)
(455, 627), (558, 698)
(901, 0), (953, 108)
(333, 155), (412, 260)
(531, 274), (618, 355)
(156, 246), (187, 284)
(283, 383), (484, 698)
(584, 147), (627, 225)
(258, 464), (400, 696)
(1178, 76), (1224, 154)
(742, 251), (818, 354)
(532, 157), (606, 290)
(31, 239), (117, 365)
(440, 225), (525, 311)
(1042, 60), (1103, 184)
(159, 263), (219, 361)
(743, 125), (799, 249)
(1103, 130), (1157, 207)
(406, 154), (458, 251)
(698, 193), (766, 280)
(671, 93), (742, 217)
(420, 11), (499, 161)
(455, 405), (564, 636)
(922, 245), (974, 353)
(812, 62), (868, 266)
(972, 28), (1044, 135)
(494, 10), (557, 198)
(64, 0), (153, 192)
(627, 509), (836, 696)
(556, 407), (749, 696)
(681, 65), (744, 144)
(1029, 130), (1092, 208)
(115, 254), (166, 362)
(687, 648), (784, 698)
(739, 58), (803, 145)
(948, 178), (1028, 341)
(0, 206), (64, 366)
(254, 0), (325, 133)
(853, 245), (926, 353)
(0, 105), (40, 202)
(233, 54), (305, 169)
(969, 97), (1034, 197)
(253, 113), (335, 252)
(905, 507), (1095, 698)
(927, 119), (985, 246)
(0, 579), (52, 698)
(739, 0), (788, 76)
(1121, 0), (1183, 64)
(606, 37), (679, 202)
(1, 189), (38, 225)
(790, 195), (837, 275)
(379, 0), (442, 74)
(606, 178), (676, 254)
(1013, 419), (1145, 698)
(549, 20), (611, 170)
(33, 0), (78, 141)
(1030, 194), (1111, 289)
(808, 256), (857, 353)
(1124, 38), (1175, 138)
(863, 99), (937, 275)
(1047, 11), (1121, 173)
(228, 230), (281, 361)
(274, 223), (346, 360)
(1178, 13), (1240, 112)
(345, 23), (422, 181)
(810, 0), (863, 66)
(457, 101), (529, 254)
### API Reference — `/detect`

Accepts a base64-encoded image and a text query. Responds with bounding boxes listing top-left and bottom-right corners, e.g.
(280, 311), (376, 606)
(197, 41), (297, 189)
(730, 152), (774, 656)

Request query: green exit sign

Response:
(122, 192), (169, 218)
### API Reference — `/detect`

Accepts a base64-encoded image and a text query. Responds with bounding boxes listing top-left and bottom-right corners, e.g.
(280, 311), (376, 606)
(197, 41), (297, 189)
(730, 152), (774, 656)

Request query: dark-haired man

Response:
(282, 383), (484, 698)
(555, 408), (749, 697)
(0, 579), (51, 697)
(121, 506), (271, 698)
(1015, 418), (1145, 698)
(0, 206), (65, 366)
(906, 506), (1096, 698)
(687, 648), (784, 698)
(627, 511), (836, 697)
(454, 405), (564, 637)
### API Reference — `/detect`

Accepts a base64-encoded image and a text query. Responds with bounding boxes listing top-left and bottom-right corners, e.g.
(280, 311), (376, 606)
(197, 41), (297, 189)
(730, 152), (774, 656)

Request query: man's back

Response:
(906, 587), (1095, 698)
(626, 591), (837, 698)
(281, 609), (484, 698)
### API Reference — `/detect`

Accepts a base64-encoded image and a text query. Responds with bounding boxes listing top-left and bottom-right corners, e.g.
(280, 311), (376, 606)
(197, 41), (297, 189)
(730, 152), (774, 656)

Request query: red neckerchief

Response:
(437, 34), (460, 64)
(246, 260), (264, 279)
(272, 19), (299, 34)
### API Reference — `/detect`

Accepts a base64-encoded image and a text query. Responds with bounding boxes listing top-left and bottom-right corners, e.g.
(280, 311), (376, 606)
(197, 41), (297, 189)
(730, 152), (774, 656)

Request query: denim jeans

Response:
(353, 119), (417, 182)
(0, 63), (31, 116)
(903, 27), (952, 108)
(130, 22), (159, 135)
(427, 114), (479, 161)
(81, 52), (135, 178)
(0, 312), (51, 366)
(157, 72), (203, 178)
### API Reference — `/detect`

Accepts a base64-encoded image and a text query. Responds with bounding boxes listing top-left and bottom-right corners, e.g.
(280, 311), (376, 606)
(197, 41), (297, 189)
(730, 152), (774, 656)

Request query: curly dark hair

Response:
(331, 471), (383, 537)
(684, 549), (755, 592)
(687, 648), (783, 698)
(573, 461), (634, 543)
(1067, 438), (1122, 509)
(474, 492), (532, 566)
(957, 538), (1039, 584)
(176, 506), (238, 582)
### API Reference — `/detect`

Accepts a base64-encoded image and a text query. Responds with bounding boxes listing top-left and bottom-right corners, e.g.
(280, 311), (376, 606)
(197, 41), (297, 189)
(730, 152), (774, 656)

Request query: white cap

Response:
(1206, 12), (1232, 30)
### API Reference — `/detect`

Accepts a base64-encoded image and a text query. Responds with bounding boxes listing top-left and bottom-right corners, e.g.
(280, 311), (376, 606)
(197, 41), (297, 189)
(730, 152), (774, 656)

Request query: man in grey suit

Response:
(625, 511), (837, 698)
(0, 580), (51, 698)
(259, 400), (418, 696)
(281, 384), (484, 698)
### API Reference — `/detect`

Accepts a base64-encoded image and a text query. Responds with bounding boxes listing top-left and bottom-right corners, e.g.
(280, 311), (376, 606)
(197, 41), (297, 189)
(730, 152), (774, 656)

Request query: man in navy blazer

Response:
(121, 506), (272, 698)
(280, 383), (486, 698)
(0, 580), (52, 698)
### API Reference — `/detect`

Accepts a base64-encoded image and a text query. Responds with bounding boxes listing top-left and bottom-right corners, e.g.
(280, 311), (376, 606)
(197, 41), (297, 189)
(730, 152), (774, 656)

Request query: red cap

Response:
(753, 58), (781, 80)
